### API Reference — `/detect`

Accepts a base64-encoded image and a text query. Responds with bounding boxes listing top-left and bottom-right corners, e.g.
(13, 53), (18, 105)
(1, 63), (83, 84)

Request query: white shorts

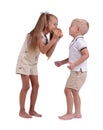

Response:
(16, 63), (38, 76)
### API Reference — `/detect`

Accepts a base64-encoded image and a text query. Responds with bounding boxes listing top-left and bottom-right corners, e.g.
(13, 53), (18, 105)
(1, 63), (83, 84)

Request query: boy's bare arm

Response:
(75, 48), (89, 66)
(54, 58), (69, 67)
(68, 48), (89, 70)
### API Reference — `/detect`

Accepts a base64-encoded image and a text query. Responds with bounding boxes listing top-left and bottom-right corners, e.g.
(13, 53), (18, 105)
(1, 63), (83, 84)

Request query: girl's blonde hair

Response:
(28, 13), (57, 51)
(73, 18), (89, 35)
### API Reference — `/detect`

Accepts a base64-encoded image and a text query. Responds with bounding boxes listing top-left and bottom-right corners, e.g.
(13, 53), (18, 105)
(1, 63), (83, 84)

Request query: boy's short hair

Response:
(73, 18), (89, 35)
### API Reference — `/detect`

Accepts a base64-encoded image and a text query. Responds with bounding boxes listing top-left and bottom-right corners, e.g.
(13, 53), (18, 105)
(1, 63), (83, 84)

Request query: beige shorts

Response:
(16, 63), (38, 76)
(65, 71), (87, 91)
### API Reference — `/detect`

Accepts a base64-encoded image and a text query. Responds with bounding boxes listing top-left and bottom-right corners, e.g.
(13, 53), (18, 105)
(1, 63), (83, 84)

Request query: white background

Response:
(0, 0), (103, 130)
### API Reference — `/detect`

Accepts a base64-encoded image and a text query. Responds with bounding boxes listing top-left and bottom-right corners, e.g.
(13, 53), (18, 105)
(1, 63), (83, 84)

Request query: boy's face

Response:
(69, 21), (79, 37)
(48, 17), (58, 32)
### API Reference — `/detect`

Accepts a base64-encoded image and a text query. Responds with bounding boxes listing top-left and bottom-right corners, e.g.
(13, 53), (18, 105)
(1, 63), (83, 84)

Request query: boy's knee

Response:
(64, 87), (71, 94)
(64, 88), (67, 94)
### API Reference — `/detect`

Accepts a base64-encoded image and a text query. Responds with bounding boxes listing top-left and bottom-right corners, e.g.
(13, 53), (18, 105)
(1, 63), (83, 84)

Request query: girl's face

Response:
(48, 17), (58, 32)
(69, 21), (79, 37)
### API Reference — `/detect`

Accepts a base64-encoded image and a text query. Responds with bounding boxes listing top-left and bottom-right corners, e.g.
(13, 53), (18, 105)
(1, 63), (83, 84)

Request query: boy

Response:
(55, 18), (89, 120)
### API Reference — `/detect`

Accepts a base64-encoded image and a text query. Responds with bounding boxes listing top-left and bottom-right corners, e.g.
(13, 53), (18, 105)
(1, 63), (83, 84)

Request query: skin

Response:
(54, 20), (89, 120)
(46, 28), (63, 58)
(19, 75), (40, 118)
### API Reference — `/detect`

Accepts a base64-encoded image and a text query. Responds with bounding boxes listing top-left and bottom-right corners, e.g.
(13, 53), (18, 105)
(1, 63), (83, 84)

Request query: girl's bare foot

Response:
(19, 111), (32, 118)
(58, 114), (74, 120)
(74, 113), (82, 118)
(29, 111), (42, 117)
(58, 113), (67, 119)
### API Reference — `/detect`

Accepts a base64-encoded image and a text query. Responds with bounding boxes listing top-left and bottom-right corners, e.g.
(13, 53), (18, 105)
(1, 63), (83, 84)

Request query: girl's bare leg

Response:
(72, 89), (82, 118)
(29, 75), (42, 117)
(59, 88), (74, 120)
(19, 75), (32, 118)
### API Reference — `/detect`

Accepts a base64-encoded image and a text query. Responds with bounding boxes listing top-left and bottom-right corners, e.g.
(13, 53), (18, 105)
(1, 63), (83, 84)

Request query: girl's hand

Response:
(52, 28), (63, 38)
(59, 28), (63, 38)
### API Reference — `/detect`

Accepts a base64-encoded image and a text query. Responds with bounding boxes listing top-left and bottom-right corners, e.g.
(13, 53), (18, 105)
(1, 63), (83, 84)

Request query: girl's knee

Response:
(33, 83), (39, 90)
(22, 85), (30, 91)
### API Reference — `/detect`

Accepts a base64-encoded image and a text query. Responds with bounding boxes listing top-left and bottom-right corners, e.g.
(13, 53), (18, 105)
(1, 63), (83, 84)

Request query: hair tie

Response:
(41, 11), (49, 15)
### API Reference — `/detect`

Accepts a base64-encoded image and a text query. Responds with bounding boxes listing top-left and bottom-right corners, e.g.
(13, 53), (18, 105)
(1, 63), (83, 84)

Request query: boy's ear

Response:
(77, 27), (80, 33)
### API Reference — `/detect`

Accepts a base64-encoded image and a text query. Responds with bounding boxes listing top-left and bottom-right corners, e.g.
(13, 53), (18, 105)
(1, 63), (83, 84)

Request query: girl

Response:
(16, 12), (62, 118)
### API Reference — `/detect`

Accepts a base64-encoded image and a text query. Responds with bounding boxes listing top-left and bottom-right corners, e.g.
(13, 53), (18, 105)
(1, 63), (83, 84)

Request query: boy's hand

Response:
(67, 62), (76, 70)
(54, 61), (61, 67)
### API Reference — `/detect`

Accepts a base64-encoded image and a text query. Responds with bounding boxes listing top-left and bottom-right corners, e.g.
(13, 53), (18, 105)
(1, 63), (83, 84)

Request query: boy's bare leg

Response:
(29, 75), (42, 117)
(72, 89), (82, 118)
(58, 88), (74, 120)
(19, 75), (32, 118)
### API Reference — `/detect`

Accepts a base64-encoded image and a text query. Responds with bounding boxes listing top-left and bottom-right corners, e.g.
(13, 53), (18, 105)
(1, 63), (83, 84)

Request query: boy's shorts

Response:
(65, 71), (87, 91)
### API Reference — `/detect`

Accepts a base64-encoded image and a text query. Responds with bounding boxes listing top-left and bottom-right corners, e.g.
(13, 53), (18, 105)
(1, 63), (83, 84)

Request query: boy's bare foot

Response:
(73, 113), (82, 118)
(19, 111), (32, 118)
(29, 111), (42, 117)
(58, 114), (74, 120)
